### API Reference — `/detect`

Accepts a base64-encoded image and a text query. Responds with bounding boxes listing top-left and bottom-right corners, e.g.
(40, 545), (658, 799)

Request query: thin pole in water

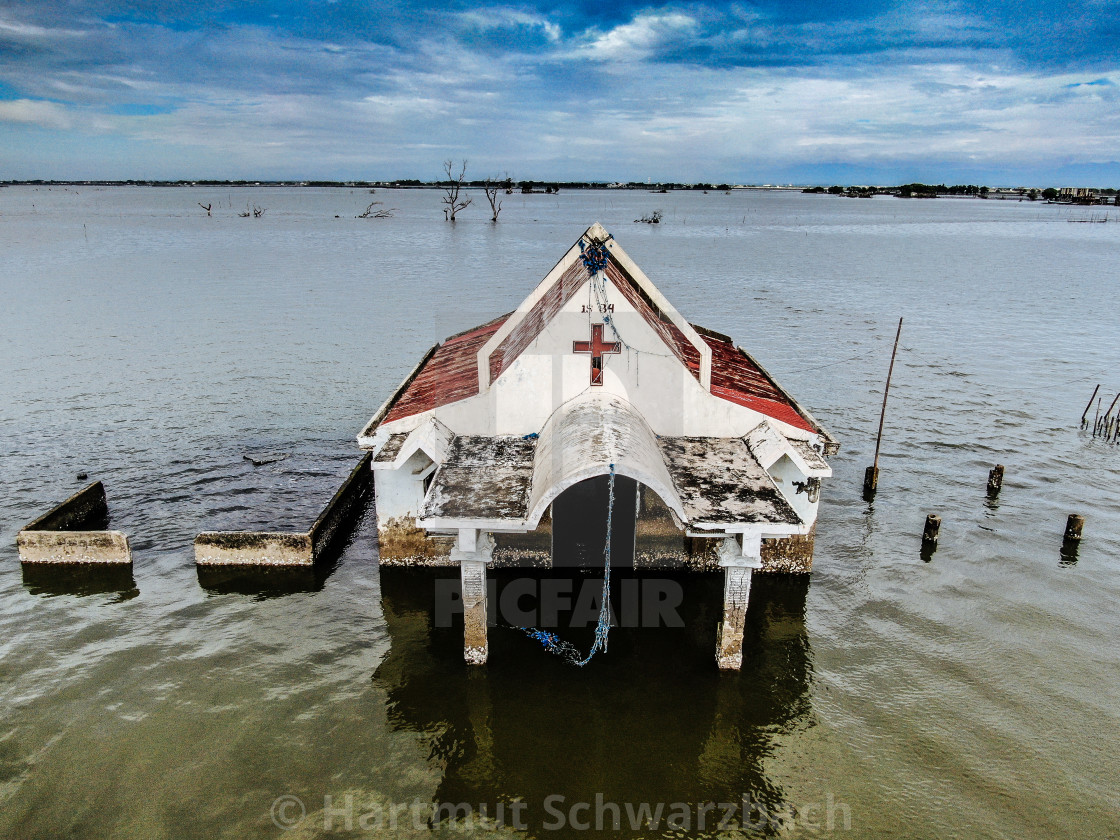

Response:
(864, 317), (903, 497)
(1103, 392), (1120, 429)
(1081, 384), (1100, 428)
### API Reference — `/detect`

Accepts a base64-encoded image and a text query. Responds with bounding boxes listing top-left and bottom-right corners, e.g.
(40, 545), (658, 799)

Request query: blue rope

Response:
(522, 463), (615, 666)
(579, 237), (611, 274)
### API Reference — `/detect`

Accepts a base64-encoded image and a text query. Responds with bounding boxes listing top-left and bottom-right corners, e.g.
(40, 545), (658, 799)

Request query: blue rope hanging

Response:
(522, 463), (615, 666)
(579, 237), (611, 275)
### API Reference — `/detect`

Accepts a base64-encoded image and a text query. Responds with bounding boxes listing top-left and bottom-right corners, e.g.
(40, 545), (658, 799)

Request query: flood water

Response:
(1, 186), (1118, 839)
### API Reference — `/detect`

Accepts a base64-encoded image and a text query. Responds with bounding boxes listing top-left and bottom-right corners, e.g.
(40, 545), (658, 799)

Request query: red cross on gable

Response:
(573, 323), (621, 385)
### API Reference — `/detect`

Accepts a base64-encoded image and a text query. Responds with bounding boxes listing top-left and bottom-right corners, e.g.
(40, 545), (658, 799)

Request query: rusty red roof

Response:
(381, 314), (509, 425)
(378, 252), (818, 435)
(489, 258), (586, 384)
(704, 334), (817, 433)
(604, 254), (818, 434)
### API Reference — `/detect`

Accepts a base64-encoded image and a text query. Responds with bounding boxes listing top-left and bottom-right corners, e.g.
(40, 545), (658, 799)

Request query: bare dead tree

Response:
(484, 177), (503, 222)
(441, 159), (472, 222)
(358, 201), (395, 219)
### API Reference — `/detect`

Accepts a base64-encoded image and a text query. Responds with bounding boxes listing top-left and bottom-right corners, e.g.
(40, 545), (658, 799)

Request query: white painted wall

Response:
(768, 453), (819, 526)
(374, 449), (433, 522)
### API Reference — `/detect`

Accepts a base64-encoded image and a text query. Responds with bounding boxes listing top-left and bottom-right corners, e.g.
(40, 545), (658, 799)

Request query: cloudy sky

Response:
(1, 0), (1118, 184)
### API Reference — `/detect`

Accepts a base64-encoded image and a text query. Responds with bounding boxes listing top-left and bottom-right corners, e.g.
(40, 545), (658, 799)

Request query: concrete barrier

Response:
(194, 452), (373, 566)
(17, 481), (132, 565)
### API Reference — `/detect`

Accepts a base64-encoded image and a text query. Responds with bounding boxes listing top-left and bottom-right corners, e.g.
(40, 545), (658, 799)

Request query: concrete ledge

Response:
(17, 481), (132, 565)
(194, 452), (373, 567)
(18, 529), (132, 564)
(193, 532), (313, 566)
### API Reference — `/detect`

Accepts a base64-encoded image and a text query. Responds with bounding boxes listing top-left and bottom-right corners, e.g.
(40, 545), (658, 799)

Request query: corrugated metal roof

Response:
(489, 259), (587, 384)
(377, 248), (818, 435)
(605, 255), (818, 433)
(381, 314), (509, 425)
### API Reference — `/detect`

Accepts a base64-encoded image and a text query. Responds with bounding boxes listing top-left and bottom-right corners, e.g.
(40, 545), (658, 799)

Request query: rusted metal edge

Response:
(691, 323), (733, 344)
(22, 480), (107, 532)
(734, 345), (840, 454)
(356, 342), (441, 445)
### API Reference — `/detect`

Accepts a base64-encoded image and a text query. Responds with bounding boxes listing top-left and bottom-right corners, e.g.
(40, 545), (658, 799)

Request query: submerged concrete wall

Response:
(17, 481), (132, 565)
(194, 452), (373, 566)
(193, 531), (313, 566)
(308, 452), (374, 559)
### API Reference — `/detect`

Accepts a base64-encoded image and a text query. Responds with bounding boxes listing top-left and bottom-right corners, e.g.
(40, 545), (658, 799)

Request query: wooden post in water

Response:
(1063, 514), (1084, 542)
(1081, 384), (1101, 428)
(864, 317), (903, 497)
(922, 514), (941, 546)
(986, 464), (1005, 496)
(1102, 393), (1120, 440)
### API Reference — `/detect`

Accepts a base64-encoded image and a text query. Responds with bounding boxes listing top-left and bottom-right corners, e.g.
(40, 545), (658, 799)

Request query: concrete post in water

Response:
(1063, 514), (1084, 542)
(863, 465), (879, 497)
(986, 464), (1005, 496)
(454, 529), (495, 665)
(716, 534), (763, 671)
(922, 514), (941, 546)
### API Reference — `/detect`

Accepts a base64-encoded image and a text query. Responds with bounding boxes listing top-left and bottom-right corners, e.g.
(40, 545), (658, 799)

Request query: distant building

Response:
(1059, 187), (1099, 204)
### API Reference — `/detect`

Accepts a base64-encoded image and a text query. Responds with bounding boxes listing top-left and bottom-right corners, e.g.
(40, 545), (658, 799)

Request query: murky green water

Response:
(1, 186), (1118, 838)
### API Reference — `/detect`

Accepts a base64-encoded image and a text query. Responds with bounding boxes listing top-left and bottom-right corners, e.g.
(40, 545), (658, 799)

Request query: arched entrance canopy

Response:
(525, 392), (685, 528)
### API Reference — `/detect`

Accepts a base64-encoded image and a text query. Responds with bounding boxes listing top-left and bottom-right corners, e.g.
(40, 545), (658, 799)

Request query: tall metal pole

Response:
(864, 317), (902, 497)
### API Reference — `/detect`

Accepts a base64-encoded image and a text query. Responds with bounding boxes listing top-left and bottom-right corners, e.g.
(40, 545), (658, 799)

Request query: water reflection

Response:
(1059, 538), (1080, 566)
(195, 501), (371, 598)
(196, 554), (343, 598)
(374, 568), (814, 838)
(21, 564), (139, 601)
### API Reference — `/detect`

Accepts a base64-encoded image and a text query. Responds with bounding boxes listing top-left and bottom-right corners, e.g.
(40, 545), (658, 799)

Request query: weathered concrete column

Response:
(452, 529), (495, 665)
(716, 533), (763, 671)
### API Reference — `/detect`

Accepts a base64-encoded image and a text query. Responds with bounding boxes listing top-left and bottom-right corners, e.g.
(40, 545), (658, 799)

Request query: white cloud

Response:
(0, 98), (73, 129)
(579, 12), (698, 61)
(456, 8), (562, 42)
(0, 17), (87, 40)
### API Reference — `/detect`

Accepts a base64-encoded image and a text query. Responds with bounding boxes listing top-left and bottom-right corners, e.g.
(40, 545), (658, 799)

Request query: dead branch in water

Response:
(358, 201), (395, 219)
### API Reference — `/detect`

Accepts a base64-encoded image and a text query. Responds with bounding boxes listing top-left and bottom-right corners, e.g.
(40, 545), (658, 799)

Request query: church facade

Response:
(358, 223), (838, 668)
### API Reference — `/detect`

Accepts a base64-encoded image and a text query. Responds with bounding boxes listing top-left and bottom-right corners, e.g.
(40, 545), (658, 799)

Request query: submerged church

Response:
(358, 223), (838, 669)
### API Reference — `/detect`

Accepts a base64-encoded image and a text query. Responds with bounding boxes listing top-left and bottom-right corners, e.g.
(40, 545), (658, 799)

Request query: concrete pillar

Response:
(452, 529), (494, 665)
(716, 534), (763, 670)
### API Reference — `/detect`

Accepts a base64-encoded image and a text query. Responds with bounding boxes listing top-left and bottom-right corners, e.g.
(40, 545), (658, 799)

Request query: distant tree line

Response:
(804, 183), (1118, 203)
